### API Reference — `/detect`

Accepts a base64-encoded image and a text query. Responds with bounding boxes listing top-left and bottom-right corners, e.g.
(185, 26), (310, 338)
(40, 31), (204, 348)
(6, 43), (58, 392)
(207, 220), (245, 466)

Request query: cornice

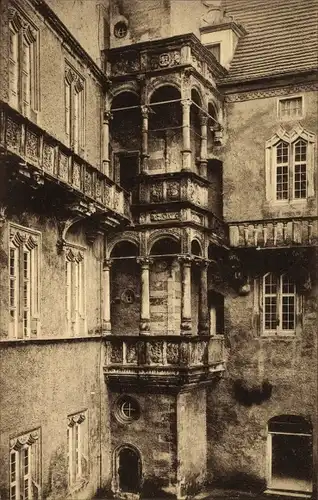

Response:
(26, 0), (107, 85)
(223, 80), (318, 103)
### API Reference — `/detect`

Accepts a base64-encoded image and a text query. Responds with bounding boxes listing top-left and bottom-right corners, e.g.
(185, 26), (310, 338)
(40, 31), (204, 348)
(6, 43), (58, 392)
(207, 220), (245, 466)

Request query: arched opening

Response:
(208, 290), (224, 335)
(149, 86), (182, 173)
(207, 101), (218, 156)
(110, 241), (140, 335)
(149, 237), (181, 334)
(207, 158), (223, 218)
(267, 415), (313, 493)
(117, 446), (141, 493)
(190, 89), (202, 174)
(111, 92), (140, 191)
(191, 239), (202, 256)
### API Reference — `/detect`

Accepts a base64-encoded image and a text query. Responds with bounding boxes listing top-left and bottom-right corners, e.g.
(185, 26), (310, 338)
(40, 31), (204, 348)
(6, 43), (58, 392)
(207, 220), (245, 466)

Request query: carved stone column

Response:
(179, 255), (192, 334)
(102, 259), (112, 333)
(141, 105), (150, 174)
(137, 257), (152, 334)
(181, 99), (191, 171)
(198, 259), (209, 335)
(199, 113), (208, 178)
(102, 111), (112, 177)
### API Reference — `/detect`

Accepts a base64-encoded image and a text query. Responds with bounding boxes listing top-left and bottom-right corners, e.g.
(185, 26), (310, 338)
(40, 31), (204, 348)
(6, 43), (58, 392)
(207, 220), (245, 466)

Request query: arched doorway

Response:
(117, 446), (141, 493)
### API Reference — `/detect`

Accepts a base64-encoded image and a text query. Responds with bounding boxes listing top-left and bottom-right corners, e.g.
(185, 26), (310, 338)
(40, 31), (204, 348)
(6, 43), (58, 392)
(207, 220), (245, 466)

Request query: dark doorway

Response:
(118, 447), (141, 493)
(115, 153), (139, 194)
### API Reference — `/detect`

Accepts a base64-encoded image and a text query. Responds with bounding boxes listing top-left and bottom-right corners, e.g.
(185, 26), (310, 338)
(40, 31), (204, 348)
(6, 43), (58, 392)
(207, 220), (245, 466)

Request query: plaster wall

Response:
(223, 90), (318, 222)
(206, 279), (317, 491)
(177, 388), (207, 496)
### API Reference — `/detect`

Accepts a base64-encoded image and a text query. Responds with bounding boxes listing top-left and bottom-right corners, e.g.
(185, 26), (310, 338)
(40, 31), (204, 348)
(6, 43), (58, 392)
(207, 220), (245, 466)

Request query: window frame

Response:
(8, 8), (39, 118)
(8, 223), (41, 340)
(65, 246), (86, 337)
(67, 411), (89, 489)
(260, 272), (300, 337)
(9, 428), (41, 500)
(277, 95), (304, 121)
(65, 64), (85, 154)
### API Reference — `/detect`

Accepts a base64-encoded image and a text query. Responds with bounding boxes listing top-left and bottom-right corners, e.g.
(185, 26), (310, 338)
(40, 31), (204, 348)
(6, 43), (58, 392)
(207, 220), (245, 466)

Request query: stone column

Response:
(141, 105), (149, 174)
(137, 257), (152, 334)
(198, 259), (209, 335)
(102, 111), (112, 177)
(181, 99), (191, 171)
(199, 113), (208, 178)
(179, 255), (192, 334)
(102, 259), (112, 333)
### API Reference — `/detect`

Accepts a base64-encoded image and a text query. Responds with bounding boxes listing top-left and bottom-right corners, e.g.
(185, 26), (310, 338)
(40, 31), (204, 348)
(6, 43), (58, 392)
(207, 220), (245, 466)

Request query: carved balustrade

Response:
(0, 102), (131, 220)
(107, 33), (226, 86)
(104, 335), (225, 387)
(229, 218), (318, 248)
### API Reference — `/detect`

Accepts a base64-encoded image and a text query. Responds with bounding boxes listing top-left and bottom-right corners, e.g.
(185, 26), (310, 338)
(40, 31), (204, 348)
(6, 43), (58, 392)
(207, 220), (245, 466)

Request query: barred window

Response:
(10, 429), (41, 500)
(65, 248), (86, 336)
(263, 273), (296, 335)
(65, 65), (85, 154)
(278, 96), (303, 120)
(67, 411), (89, 488)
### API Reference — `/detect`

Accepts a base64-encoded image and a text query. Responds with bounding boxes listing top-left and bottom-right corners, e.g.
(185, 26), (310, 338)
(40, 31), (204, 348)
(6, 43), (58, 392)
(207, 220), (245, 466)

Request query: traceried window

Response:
(67, 411), (89, 488)
(9, 224), (40, 339)
(9, 9), (39, 117)
(265, 127), (315, 204)
(10, 429), (41, 500)
(278, 96), (303, 120)
(65, 248), (86, 336)
(262, 273), (297, 335)
(65, 66), (85, 154)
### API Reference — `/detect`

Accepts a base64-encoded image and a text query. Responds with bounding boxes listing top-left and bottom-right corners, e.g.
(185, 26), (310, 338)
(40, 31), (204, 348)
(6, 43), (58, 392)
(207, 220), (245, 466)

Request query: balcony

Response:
(104, 335), (225, 389)
(229, 217), (318, 249)
(0, 102), (131, 223)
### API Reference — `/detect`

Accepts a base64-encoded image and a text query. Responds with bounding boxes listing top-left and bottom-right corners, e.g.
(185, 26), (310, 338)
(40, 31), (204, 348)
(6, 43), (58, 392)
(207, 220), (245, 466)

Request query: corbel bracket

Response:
(56, 201), (97, 253)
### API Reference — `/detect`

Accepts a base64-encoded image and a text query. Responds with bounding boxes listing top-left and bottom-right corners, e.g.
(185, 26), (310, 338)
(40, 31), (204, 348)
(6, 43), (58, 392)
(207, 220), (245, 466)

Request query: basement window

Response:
(267, 415), (313, 494)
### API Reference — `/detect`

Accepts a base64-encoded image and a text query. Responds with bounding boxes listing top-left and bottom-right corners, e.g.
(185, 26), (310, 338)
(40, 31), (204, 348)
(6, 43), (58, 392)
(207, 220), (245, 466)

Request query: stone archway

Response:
(114, 445), (142, 495)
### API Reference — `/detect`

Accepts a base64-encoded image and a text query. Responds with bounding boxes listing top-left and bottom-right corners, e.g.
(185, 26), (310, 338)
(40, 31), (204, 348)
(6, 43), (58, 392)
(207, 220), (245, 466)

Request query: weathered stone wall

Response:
(177, 388), (207, 496)
(206, 278), (317, 491)
(111, 260), (140, 335)
(109, 390), (177, 496)
(223, 89), (318, 222)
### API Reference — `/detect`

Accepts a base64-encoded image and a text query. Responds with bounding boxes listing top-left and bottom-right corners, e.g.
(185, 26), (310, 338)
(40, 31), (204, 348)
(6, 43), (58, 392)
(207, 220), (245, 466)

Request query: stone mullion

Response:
(198, 260), (209, 335)
(102, 111), (112, 177)
(102, 259), (112, 334)
(137, 257), (152, 335)
(141, 105), (149, 174)
(181, 99), (191, 171)
(179, 256), (192, 335)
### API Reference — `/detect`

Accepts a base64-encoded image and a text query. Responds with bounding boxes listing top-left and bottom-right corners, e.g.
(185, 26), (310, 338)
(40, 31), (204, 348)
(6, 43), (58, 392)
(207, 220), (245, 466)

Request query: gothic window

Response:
(9, 9), (39, 117)
(265, 127), (315, 203)
(65, 248), (86, 336)
(65, 65), (85, 154)
(262, 273), (298, 336)
(67, 411), (88, 488)
(10, 429), (41, 500)
(9, 224), (40, 339)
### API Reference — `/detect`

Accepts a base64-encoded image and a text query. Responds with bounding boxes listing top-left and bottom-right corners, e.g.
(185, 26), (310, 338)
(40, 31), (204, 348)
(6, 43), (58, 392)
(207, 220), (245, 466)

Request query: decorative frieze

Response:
(59, 152), (69, 181)
(43, 143), (54, 174)
(6, 118), (20, 151)
(224, 82), (318, 102)
(72, 161), (81, 188)
(150, 50), (181, 70)
(25, 130), (39, 161)
(150, 212), (180, 222)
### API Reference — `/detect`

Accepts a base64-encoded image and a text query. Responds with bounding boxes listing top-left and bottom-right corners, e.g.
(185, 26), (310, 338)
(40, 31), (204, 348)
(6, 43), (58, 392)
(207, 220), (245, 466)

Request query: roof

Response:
(221, 0), (318, 83)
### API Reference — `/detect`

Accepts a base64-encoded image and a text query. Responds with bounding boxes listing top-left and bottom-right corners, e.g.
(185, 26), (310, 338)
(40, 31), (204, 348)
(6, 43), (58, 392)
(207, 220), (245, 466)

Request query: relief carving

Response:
(148, 341), (163, 364)
(126, 342), (138, 364)
(25, 131), (38, 160)
(6, 118), (20, 151)
(59, 153), (69, 181)
(150, 212), (179, 222)
(150, 51), (181, 70)
(166, 342), (179, 365)
(150, 183), (164, 202)
(84, 170), (92, 196)
(112, 52), (140, 76)
(166, 181), (180, 200)
(72, 162), (81, 188)
(110, 341), (123, 364)
(43, 143), (54, 174)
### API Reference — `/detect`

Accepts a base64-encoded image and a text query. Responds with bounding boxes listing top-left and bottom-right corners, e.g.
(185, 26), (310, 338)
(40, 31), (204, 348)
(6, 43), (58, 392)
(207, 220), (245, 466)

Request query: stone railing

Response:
(229, 217), (318, 248)
(0, 102), (131, 220)
(104, 335), (225, 387)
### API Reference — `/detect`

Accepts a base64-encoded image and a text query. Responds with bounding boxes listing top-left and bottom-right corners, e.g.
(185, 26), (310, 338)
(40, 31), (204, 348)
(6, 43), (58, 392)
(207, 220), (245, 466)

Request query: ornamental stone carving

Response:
(148, 342), (163, 364)
(59, 153), (69, 181)
(150, 182), (164, 202)
(166, 342), (179, 365)
(126, 342), (138, 364)
(166, 181), (180, 200)
(43, 143), (54, 174)
(225, 82), (318, 102)
(111, 52), (140, 76)
(6, 118), (20, 151)
(72, 162), (81, 188)
(10, 430), (39, 450)
(110, 341), (123, 364)
(96, 177), (103, 202)
(84, 170), (92, 196)
(26, 131), (38, 161)
(150, 212), (180, 222)
(150, 50), (181, 70)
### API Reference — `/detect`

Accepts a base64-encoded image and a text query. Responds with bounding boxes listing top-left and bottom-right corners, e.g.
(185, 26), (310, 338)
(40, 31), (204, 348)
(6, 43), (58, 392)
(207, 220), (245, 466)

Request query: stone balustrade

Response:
(0, 102), (131, 220)
(229, 217), (318, 248)
(104, 335), (225, 387)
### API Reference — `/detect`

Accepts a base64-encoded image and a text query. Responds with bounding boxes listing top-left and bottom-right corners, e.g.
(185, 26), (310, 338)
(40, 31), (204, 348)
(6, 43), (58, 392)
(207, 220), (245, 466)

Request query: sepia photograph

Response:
(0, 0), (317, 499)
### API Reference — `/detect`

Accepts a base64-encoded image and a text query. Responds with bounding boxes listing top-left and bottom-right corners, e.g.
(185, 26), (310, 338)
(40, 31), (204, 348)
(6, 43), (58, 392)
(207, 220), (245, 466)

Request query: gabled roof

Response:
(221, 0), (318, 84)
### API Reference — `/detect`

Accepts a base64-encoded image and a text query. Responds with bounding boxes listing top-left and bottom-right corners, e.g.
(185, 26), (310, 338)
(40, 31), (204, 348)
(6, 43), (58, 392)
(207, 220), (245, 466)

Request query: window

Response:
(262, 273), (297, 335)
(9, 224), (40, 339)
(267, 415), (312, 493)
(65, 248), (86, 336)
(10, 429), (41, 500)
(115, 396), (140, 424)
(65, 66), (85, 154)
(114, 21), (128, 38)
(207, 43), (221, 63)
(278, 96), (303, 120)
(265, 127), (315, 203)
(9, 9), (39, 117)
(67, 411), (88, 488)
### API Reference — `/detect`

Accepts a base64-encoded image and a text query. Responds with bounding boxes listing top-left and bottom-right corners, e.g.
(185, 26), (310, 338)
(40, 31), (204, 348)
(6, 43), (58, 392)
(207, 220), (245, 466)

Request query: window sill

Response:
(0, 335), (104, 346)
(260, 333), (298, 340)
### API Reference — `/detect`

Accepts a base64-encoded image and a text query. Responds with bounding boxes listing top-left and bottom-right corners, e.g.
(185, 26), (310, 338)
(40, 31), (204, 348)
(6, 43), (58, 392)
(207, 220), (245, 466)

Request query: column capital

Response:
(195, 258), (210, 268)
(141, 105), (150, 117)
(103, 258), (113, 270)
(181, 98), (191, 109)
(137, 256), (153, 268)
(200, 113), (209, 126)
(103, 110), (113, 123)
(178, 254), (193, 266)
